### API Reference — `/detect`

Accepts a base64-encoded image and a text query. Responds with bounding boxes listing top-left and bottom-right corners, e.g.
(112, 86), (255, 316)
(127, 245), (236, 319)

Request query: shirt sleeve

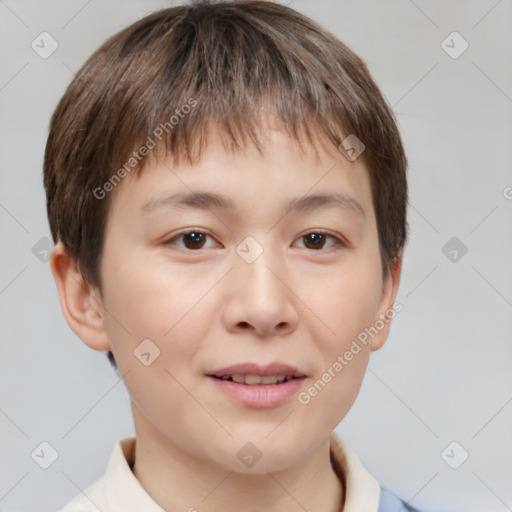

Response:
(378, 487), (423, 512)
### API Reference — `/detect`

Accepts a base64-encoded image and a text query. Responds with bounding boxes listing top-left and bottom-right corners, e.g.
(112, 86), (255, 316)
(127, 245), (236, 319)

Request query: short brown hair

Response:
(43, 0), (408, 371)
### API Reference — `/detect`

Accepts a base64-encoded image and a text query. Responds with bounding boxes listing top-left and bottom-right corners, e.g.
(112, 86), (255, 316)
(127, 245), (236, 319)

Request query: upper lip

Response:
(207, 362), (307, 378)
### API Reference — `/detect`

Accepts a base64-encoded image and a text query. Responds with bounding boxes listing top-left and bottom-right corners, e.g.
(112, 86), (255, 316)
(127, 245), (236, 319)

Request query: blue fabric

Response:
(378, 487), (422, 512)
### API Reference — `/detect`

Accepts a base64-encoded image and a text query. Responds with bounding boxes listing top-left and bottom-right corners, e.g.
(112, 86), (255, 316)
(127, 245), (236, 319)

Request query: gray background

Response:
(1, 1), (511, 511)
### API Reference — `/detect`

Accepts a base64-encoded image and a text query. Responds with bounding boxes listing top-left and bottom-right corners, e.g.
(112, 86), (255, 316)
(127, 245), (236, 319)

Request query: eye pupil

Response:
(184, 232), (205, 249)
(304, 233), (326, 249)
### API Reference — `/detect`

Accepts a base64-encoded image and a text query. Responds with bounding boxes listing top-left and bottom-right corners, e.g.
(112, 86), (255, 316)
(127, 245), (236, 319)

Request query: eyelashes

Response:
(163, 230), (219, 251)
(162, 229), (348, 252)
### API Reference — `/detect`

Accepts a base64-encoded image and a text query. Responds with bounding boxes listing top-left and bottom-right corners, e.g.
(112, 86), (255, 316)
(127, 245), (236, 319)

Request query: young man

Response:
(45, 1), (419, 510)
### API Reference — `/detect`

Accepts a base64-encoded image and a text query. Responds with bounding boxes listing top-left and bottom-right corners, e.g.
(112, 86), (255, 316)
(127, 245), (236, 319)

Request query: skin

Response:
(50, 121), (402, 512)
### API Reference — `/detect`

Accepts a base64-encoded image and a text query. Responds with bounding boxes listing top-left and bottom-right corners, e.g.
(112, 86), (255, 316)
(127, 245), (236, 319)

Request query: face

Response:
(89, 125), (400, 473)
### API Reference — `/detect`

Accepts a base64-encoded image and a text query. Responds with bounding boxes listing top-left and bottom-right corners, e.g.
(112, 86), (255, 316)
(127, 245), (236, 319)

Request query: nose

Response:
(222, 245), (299, 338)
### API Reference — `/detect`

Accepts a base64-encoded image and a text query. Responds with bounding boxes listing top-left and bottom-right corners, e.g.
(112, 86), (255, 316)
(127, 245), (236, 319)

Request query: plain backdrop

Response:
(1, 1), (511, 511)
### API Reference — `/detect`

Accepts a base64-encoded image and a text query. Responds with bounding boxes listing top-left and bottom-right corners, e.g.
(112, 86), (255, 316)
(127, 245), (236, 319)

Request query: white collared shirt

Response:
(57, 431), (382, 512)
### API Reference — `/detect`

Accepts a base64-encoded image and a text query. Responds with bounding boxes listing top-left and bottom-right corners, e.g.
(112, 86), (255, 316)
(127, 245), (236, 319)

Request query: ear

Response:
(49, 242), (111, 352)
(370, 252), (403, 352)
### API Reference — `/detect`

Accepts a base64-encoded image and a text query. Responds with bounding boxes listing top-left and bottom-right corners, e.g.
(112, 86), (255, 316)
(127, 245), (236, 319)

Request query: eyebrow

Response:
(140, 191), (365, 218)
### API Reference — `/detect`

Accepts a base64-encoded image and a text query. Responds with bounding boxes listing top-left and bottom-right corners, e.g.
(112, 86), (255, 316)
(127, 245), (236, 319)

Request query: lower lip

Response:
(207, 376), (306, 408)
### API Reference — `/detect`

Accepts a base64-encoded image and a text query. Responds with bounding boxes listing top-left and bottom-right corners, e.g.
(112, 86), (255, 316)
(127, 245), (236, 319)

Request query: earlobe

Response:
(370, 252), (404, 352)
(49, 242), (111, 352)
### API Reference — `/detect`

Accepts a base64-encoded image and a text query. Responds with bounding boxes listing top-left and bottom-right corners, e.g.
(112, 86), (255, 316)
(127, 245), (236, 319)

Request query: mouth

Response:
(209, 374), (304, 385)
(206, 363), (308, 408)
(206, 362), (308, 386)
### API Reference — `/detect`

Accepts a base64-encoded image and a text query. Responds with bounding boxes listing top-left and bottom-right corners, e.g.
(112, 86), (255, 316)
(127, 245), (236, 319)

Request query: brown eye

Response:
(296, 231), (345, 251)
(163, 230), (218, 250)
(303, 232), (327, 250)
(181, 231), (207, 249)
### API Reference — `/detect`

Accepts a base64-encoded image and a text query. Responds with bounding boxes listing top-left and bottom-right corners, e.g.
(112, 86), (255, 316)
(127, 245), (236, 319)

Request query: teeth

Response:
(245, 374), (262, 385)
(226, 374), (294, 385)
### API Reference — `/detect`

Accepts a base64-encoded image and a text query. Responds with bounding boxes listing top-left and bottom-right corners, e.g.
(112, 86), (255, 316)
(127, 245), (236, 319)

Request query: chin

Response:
(208, 435), (307, 475)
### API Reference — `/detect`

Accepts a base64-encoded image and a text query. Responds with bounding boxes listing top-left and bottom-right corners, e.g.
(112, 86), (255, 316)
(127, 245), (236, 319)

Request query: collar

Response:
(329, 431), (381, 511)
(78, 432), (380, 511)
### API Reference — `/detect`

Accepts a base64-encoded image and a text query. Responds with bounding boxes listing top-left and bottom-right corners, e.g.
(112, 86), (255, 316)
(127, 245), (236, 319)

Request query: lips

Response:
(217, 374), (296, 385)
(206, 362), (307, 385)
(207, 362), (308, 408)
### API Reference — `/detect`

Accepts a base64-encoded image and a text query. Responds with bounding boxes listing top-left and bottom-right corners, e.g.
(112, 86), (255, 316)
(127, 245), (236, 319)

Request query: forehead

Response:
(107, 125), (374, 225)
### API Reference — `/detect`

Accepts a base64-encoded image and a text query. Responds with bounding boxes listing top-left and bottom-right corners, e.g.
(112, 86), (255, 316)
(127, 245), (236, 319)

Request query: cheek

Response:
(100, 261), (214, 432)
(100, 251), (215, 378)
(308, 254), (383, 346)
(299, 255), (381, 418)
(299, 294), (374, 429)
